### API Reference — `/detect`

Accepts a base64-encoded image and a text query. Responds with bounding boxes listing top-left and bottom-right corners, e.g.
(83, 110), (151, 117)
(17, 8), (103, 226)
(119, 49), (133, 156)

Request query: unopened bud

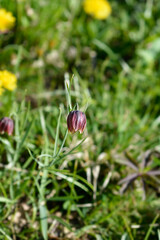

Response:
(0, 117), (14, 135)
(67, 111), (86, 134)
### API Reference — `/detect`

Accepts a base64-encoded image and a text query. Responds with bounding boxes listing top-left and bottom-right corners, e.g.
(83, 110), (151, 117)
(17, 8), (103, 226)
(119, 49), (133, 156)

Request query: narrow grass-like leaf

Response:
(0, 227), (12, 240)
(51, 171), (89, 192)
(95, 234), (104, 240)
(0, 197), (14, 204)
(47, 195), (83, 201)
(48, 169), (93, 191)
(28, 148), (45, 167)
(14, 121), (33, 164)
(0, 137), (14, 154)
(51, 215), (73, 232)
(39, 201), (48, 240)
(18, 121), (33, 150)
(144, 214), (159, 240)
(64, 73), (72, 111)
(157, 229), (160, 240)
(57, 129), (68, 156)
(39, 109), (49, 240)
(39, 109), (47, 134)
(93, 39), (117, 59)
(46, 123), (55, 139)
(66, 172), (93, 191)
(0, 183), (7, 198)
(49, 137), (87, 166)
(61, 137), (87, 158)
(121, 233), (128, 240)
(54, 107), (62, 157)
(122, 217), (134, 240)
(76, 225), (98, 238)
(33, 176), (43, 199)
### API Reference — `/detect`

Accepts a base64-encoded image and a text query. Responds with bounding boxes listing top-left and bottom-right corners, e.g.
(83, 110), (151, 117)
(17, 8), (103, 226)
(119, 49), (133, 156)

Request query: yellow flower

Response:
(0, 8), (15, 32)
(83, 0), (112, 20)
(0, 70), (17, 91)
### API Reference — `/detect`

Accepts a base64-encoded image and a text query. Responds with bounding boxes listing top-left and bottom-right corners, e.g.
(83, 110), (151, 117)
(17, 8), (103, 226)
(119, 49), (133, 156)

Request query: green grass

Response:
(0, 0), (160, 239)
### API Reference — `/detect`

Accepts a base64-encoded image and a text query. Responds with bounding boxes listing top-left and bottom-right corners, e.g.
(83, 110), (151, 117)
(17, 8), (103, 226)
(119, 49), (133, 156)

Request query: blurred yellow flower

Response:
(83, 0), (111, 20)
(0, 8), (15, 32)
(0, 70), (17, 94)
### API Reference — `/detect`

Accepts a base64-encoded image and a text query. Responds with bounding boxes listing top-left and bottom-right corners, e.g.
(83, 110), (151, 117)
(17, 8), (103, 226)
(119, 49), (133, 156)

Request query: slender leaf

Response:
(0, 197), (14, 204)
(39, 201), (48, 240)
(50, 171), (89, 192)
(54, 107), (62, 157)
(144, 214), (159, 240)
(51, 215), (73, 232)
(0, 228), (12, 240)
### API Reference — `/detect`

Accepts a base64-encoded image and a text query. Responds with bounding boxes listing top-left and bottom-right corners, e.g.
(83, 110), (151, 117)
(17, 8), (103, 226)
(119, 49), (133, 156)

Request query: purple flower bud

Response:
(0, 117), (14, 136)
(67, 110), (87, 134)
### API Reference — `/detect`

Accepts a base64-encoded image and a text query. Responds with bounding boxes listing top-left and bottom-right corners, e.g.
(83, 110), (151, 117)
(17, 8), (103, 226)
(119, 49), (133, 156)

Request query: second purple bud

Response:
(0, 117), (14, 136)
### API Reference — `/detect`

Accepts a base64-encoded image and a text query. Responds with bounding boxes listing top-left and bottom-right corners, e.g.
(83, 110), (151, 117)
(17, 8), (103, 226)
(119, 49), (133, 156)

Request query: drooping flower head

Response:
(0, 70), (17, 94)
(67, 110), (87, 134)
(0, 117), (14, 136)
(83, 0), (112, 20)
(0, 8), (15, 32)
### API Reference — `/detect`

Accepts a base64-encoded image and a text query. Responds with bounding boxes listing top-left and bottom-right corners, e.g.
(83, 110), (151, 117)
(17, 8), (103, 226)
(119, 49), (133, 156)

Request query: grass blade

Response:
(39, 201), (48, 240)
(57, 129), (68, 156)
(122, 217), (134, 240)
(51, 171), (89, 192)
(13, 120), (33, 164)
(54, 107), (62, 157)
(93, 39), (117, 59)
(144, 214), (159, 240)
(0, 227), (12, 240)
(49, 137), (87, 166)
(157, 229), (160, 240)
(0, 197), (14, 204)
(51, 215), (73, 232)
